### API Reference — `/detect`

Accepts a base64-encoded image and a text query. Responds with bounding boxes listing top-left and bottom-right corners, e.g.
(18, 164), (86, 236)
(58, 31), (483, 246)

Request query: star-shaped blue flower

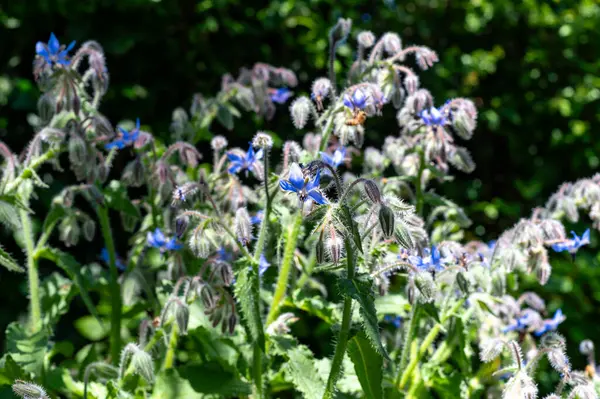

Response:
(35, 33), (76, 67)
(100, 248), (126, 271)
(343, 88), (367, 111)
(270, 88), (293, 104)
(534, 309), (565, 336)
(227, 144), (263, 175)
(552, 229), (590, 254)
(147, 228), (182, 252)
(419, 106), (447, 126)
(258, 254), (271, 276)
(279, 163), (327, 205)
(384, 315), (402, 328)
(105, 119), (141, 150)
(320, 147), (346, 169)
(409, 246), (448, 272)
(250, 210), (264, 225)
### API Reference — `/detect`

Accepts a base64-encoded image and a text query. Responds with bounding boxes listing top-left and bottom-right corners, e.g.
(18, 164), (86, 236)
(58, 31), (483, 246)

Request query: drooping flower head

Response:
(147, 228), (182, 252)
(105, 119), (141, 150)
(419, 106), (447, 126)
(279, 163), (327, 205)
(343, 88), (368, 111)
(551, 229), (590, 255)
(269, 87), (293, 104)
(320, 147), (346, 169)
(35, 33), (76, 67)
(227, 144), (264, 176)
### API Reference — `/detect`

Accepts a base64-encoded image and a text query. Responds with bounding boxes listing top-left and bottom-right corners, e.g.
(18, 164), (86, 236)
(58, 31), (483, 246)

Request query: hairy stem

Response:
(163, 324), (178, 370)
(395, 302), (420, 386)
(96, 206), (122, 364)
(266, 212), (303, 325)
(415, 150), (426, 216)
(323, 237), (355, 399)
(21, 209), (41, 332)
(4, 147), (61, 194)
(253, 344), (263, 398)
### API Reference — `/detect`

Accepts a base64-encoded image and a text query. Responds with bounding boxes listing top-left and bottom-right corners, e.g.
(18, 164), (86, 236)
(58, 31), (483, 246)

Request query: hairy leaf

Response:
(347, 332), (383, 399)
(271, 335), (326, 399)
(5, 322), (49, 375)
(0, 244), (24, 273)
(233, 263), (265, 351)
(0, 194), (26, 230)
(339, 275), (389, 360)
(40, 272), (77, 326)
(152, 363), (252, 398)
(103, 180), (140, 218)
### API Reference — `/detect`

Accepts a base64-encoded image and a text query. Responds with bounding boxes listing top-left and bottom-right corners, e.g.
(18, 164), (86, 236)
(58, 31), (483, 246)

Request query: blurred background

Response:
(0, 0), (599, 392)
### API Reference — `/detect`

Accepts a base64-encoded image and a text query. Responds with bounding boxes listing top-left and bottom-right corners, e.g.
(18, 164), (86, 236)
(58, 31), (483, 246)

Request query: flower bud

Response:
(83, 219), (96, 241)
(378, 204), (395, 238)
(211, 135), (228, 151)
(59, 216), (80, 247)
(235, 208), (252, 246)
(580, 340), (595, 356)
(547, 349), (571, 375)
(37, 93), (55, 124)
(363, 180), (381, 204)
(449, 147), (476, 173)
(122, 157), (146, 187)
(189, 229), (210, 258)
(536, 262), (551, 285)
(329, 18), (352, 47)
(175, 216), (189, 238)
(327, 234), (343, 264)
(452, 105), (477, 140)
(414, 272), (435, 303)
(316, 230), (326, 264)
(119, 343), (154, 383)
(406, 279), (416, 305)
(357, 31), (376, 48)
(404, 74), (419, 95)
(121, 213), (138, 233)
(479, 339), (504, 362)
(227, 313), (238, 334)
(252, 131), (273, 149)
(382, 32), (402, 54)
(235, 86), (255, 111)
(68, 134), (87, 166)
(12, 381), (47, 399)
(456, 271), (470, 295)
(290, 96), (312, 129)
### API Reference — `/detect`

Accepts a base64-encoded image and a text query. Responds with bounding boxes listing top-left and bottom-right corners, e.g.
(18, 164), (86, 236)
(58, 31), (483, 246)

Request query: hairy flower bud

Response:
(382, 32), (402, 54)
(327, 234), (343, 264)
(580, 340), (595, 356)
(235, 208), (252, 246)
(122, 157), (146, 187)
(59, 216), (80, 247)
(357, 31), (376, 48)
(227, 313), (238, 334)
(68, 134), (87, 166)
(37, 93), (55, 124)
(83, 219), (96, 242)
(175, 216), (189, 238)
(120, 343), (154, 383)
(252, 131), (273, 149)
(480, 339), (505, 362)
(378, 204), (395, 238)
(536, 262), (551, 285)
(211, 135), (228, 151)
(363, 180), (382, 204)
(189, 228), (210, 258)
(12, 381), (48, 399)
(316, 229), (326, 264)
(329, 18), (352, 47)
(290, 96), (312, 129)
(414, 271), (435, 303)
(404, 74), (419, 95)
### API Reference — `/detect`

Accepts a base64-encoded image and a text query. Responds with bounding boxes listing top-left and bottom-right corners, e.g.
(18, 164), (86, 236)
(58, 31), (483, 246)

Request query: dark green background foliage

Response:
(1, 0), (599, 388)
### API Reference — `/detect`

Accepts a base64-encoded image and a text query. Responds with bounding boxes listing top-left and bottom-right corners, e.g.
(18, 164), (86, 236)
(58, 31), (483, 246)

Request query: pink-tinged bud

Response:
(415, 47), (439, 70)
(316, 229), (326, 264)
(211, 135), (228, 151)
(357, 31), (376, 48)
(235, 208), (252, 246)
(404, 74), (419, 95)
(327, 234), (343, 264)
(252, 131), (273, 149)
(378, 204), (395, 238)
(290, 97), (312, 129)
(382, 32), (402, 54)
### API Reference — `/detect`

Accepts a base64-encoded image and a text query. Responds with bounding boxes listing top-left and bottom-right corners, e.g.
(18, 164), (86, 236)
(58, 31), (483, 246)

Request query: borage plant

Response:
(0, 19), (599, 399)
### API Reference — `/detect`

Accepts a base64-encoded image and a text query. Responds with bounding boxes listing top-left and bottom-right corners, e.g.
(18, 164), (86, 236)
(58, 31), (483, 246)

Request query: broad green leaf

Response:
(233, 264), (265, 351)
(188, 326), (241, 370)
(40, 203), (66, 240)
(40, 272), (76, 326)
(421, 302), (441, 324)
(0, 194), (28, 230)
(36, 247), (102, 326)
(375, 295), (409, 316)
(271, 335), (326, 399)
(347, 332), (383, 399)
(103, 180), (140, 218)
(282, 289), (337, 325)
(339, 276), (389, 360)
(0, 355), (29, 385)
(0, 244), (24, 273)
(5, 322), (49, 375)
(216, 104), (234, 130)
(75, 316), (109, 341)
(151, 363), (251, 398)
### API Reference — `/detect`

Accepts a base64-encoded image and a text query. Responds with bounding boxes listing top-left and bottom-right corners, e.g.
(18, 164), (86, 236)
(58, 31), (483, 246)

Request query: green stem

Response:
(96, 206), (122, 365)
(163, 324), (178, 370)
(323, 238), (355, 399)
(21, 209), (41, 332)
(4, 148), (61, 194)
(319, 115), (335, 153)
(266, 212), (303, 325)
(394, 302), (420, 386)
(253, 344), (263, 398)
(415, 150), (426, 216)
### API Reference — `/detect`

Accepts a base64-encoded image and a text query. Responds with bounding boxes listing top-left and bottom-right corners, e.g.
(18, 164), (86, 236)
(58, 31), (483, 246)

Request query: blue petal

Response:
(135, 118), (140, 131)
(166, 239), (182, 251)
(279, 179), (298, 193)
(228, 163), (242, 175)
(581, 228), (591, 244)
(48, 33), (60, 54)
(288, 163), (305, 190)
(551, 243), (569, 252)
(343, 93), (353, 109)
(227, 152), (242, 162)
(320, 152), (333, 166)
(308, 189), (327, 205)
(35, 42), (48, 57)
(306, 170), (321, 191)
(254, 148), (264, 161)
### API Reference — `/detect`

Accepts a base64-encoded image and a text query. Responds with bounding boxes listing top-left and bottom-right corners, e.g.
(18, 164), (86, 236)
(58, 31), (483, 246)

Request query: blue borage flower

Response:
(105, 119), (141, 150)
(534, 309), (565, 336)
(279, 163), (327, 205)
(409, 246), (449, 272)
(320, 147), (346, 169)
(147, 228), (182, 252)
(384, 315), (402, 328)
(343, 88), (368, 111)
(269, 87), (293, 104)
(551, 228), (590, 254)
(227, 144), (263, 175)
(419, 106), (447, 126)
(250, 210), (264, 225)
(258, 254), (271, 276)
(100, 248), (126, 271)
(503, 309), (565, 336)
(35, 33), (76, 67)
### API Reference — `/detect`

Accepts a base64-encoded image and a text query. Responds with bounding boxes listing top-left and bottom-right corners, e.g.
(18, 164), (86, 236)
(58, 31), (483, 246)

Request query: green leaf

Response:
(421, 302), (442, 324)
(103, 180), (140, 218)
(0, 355), (29, 385)
(75, 316), (109, 341)
(233, 263), (265, 351)
(339, 276), (389, 360)
(41, 203), (66, 239)
(0, 194), (28, 230)
(36, 247), (102, 326)
(375, 295), (409, 316)
(282, 289), (337, 325)
(0, 244), (24, 273)
(5, 322), (49, 375)
(152, 363), (251, 398)
(347, 332), (383, 399)
(271, 335), (326, 399)
(40, 272), (77, 326)
(216, 104), (234, 130)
